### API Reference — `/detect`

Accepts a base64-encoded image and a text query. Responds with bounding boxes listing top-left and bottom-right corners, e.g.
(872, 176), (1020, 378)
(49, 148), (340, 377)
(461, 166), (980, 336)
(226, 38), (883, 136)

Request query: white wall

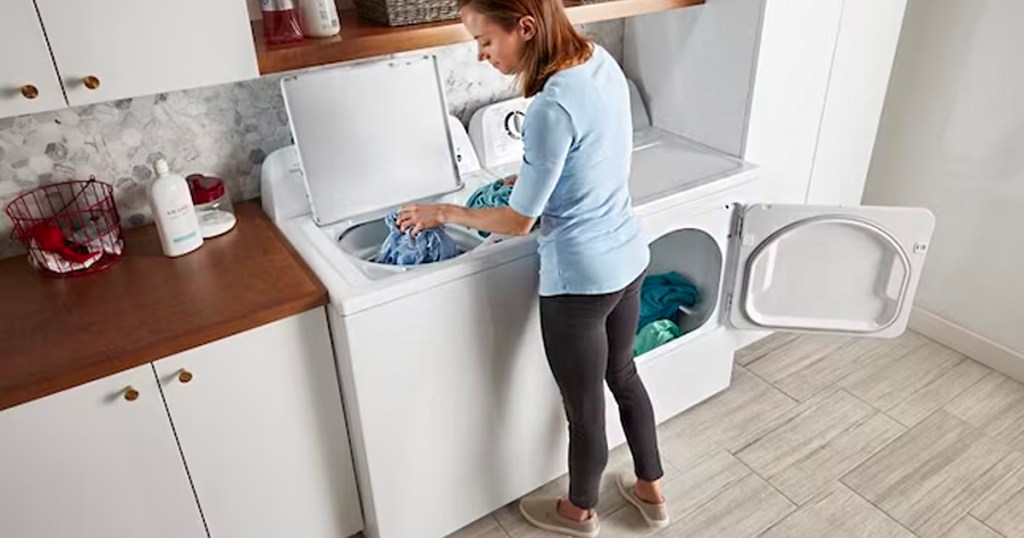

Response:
(864, 0), (1024, 374)
(624, 0), (764, 158)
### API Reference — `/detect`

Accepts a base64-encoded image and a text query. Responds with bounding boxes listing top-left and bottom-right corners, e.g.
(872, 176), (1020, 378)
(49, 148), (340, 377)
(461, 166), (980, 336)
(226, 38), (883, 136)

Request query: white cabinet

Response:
(744, 0), (846, 204)
(0, 365), (206, 538)
(0, 0), (65, 117)
(154, 309), (363, 538)
(0, 310), (362, 538)
(33, 0), (258, 107)
(805, 0), (909, 206)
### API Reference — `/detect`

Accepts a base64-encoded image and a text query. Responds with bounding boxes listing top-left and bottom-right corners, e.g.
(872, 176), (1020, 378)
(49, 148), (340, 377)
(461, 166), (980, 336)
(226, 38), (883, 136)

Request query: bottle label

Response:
(261, 0), (296, 11)
(165, 203), (192, 218)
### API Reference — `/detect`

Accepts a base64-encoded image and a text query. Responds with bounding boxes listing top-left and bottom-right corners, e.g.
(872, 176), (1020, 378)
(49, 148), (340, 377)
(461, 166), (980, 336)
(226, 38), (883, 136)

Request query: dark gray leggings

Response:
(539, 272), (664, 510)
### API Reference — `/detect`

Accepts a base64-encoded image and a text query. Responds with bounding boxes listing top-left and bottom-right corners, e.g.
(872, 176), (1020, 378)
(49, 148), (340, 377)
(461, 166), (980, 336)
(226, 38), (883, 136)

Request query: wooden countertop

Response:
(0, 202), (328, 412)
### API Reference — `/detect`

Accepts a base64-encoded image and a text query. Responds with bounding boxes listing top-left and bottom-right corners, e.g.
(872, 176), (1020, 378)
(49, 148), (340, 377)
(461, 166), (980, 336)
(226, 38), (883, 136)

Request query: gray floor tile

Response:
(656, 474), (794, 538)
(842, 411), (1021, 537)
(985, 487), (1024, 538)
(448, 515), (509, 538)
(659, 449), (753, 522)
(758, 483), (914, 538)
(658, 367), (798, 453)
(971, 451), (1024, 538)
(658, 426), (723, 474)
(736, 333), (802, 366)
(744, 335), (854, 393)
(941, 517), (1004, 538)
(946, 370), (1024, 453)
(887, 358), (991, 427)
(737, 388), (905, 505)
(839, 340), (963, 412)
(770, 332), (930, 402)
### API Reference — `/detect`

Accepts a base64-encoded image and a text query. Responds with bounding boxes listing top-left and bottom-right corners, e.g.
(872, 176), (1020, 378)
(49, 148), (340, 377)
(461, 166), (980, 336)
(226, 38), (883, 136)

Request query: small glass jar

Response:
(186, 174), (237, 238)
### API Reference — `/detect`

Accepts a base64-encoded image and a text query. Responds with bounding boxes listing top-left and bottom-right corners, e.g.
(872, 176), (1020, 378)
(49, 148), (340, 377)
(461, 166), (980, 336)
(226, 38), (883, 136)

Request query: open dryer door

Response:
(725, 204), (935, 338)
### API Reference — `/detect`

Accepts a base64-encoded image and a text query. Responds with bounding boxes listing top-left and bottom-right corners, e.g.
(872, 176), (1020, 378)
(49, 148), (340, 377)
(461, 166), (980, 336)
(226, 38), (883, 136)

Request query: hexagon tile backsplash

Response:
(0, 21), (623, 260)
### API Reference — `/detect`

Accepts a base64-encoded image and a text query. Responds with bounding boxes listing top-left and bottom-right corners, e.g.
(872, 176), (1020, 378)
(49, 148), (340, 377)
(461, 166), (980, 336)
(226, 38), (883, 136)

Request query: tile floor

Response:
(445, 332), (1024, 538)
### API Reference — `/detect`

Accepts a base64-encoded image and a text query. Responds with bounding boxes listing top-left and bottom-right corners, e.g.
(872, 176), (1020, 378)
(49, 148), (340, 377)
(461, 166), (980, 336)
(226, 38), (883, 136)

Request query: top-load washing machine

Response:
(262, 52), (935, 538)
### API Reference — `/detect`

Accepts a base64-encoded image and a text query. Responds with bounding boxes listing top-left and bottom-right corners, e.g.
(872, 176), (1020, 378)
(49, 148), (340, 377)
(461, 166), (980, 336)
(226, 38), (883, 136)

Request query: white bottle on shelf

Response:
(149, 159), (204, 257)
(298, 0), (341, 37)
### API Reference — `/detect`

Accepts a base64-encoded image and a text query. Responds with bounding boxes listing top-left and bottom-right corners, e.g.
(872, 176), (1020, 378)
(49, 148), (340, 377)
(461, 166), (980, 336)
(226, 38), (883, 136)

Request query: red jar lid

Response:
(186, 174), (226, 205)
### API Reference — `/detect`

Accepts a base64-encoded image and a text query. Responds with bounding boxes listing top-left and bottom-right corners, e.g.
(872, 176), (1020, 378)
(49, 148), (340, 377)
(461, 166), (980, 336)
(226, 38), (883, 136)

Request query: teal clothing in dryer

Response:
(634, 319), (684, 356)
(638, 272), (698, 330)
(376, 212), (458, 266)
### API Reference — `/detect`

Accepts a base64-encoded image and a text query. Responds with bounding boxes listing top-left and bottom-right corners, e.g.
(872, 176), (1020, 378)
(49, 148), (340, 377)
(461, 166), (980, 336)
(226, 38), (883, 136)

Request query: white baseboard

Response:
(910, 307), (1024, 383)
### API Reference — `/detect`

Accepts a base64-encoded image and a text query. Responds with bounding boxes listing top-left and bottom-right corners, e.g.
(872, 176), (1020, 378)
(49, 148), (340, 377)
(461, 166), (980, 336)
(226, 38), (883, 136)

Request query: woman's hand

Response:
(397, 204), (451, 235)
(398, 204), (533, 237)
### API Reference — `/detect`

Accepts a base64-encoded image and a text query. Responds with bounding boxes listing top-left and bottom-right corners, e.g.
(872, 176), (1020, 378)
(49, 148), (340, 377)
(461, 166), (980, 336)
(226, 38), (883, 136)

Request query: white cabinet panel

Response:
(744, 0), (845, 203)
(806, 0), (909, 206)
(0, 0), (65, 118)
(0, 365), (205, 538)
(154, 309), (363, 538)
(34, 0), (258, 106)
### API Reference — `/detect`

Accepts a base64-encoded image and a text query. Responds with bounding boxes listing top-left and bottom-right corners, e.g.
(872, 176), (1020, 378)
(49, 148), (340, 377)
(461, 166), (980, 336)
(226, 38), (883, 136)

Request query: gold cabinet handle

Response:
(21, 85), (39, 100)
(177, 369), (193, 384)
(124, 386), (140, 401)
(83, 76), (100, 90)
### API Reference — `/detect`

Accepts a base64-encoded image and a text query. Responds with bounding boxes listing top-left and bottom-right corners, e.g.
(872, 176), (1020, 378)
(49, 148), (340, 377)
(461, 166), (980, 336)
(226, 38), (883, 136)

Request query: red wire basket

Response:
(4, 178), (125, 277)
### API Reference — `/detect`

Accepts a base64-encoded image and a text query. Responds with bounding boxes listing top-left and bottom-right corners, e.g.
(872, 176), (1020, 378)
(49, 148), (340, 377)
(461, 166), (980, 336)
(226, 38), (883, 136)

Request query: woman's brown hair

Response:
(457, 0), (592, 97)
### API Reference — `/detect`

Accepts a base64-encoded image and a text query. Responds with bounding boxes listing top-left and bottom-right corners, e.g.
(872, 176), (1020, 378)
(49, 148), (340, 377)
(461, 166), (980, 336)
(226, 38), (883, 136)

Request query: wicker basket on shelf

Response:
(354, 0), (460, 26)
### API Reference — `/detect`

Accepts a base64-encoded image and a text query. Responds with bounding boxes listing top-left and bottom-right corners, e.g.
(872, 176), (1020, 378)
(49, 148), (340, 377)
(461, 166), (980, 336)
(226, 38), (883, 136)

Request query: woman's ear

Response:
(518, 15), (537, 41)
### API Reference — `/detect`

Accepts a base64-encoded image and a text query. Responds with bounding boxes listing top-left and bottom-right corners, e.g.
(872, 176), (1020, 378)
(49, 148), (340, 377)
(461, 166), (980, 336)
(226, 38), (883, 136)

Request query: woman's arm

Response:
(398, 98), (573, 237)
(396, 204), (535, 237)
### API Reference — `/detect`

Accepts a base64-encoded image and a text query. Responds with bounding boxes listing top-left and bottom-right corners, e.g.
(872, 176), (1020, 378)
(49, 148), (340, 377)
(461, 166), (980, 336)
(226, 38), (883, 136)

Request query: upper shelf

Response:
(254, 0), (705, 74)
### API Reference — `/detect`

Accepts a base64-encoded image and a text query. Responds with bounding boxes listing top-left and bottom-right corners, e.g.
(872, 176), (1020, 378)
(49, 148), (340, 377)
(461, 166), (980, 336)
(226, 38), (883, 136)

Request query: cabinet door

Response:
(0, 0), (66, 118)
(34, 0), (258, 107)
(805, 0), (910, 206)
(0, 365), (206, 538)
(744, 0), (845, 204)
(154, 309), (363, 538)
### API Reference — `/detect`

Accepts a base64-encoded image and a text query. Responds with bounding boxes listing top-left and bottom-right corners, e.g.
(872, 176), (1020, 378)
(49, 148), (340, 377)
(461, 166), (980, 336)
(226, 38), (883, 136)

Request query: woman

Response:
(397, 0), (667, 535)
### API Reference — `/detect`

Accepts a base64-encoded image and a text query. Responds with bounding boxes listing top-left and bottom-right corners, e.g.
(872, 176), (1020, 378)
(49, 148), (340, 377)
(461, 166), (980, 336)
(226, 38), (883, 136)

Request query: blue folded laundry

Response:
(638, 272), (699, 331)
(376, 212), (458, 266)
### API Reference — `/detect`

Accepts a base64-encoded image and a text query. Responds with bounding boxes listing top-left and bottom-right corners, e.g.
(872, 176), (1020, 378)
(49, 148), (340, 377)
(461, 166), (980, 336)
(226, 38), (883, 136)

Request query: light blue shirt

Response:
(510, 45), (649, 296)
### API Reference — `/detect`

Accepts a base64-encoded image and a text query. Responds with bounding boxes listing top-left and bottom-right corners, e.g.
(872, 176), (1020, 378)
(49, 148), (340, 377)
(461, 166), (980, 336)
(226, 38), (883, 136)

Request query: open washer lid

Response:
(280, 55), (462, 226)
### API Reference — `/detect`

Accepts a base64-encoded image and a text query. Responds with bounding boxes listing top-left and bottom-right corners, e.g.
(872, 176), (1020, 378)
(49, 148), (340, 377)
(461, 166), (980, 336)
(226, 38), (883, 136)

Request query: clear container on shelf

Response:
(261, 0), (304, 45)
(186, 174), (237, 238)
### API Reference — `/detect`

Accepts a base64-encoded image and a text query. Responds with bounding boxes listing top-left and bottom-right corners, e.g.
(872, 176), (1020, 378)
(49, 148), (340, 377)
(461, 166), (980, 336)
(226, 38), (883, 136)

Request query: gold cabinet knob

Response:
(178, 369), (193, 384)
(83, 76), (101, 90)
(124, 386), (140, 401)
(20, 85), (39, 100)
